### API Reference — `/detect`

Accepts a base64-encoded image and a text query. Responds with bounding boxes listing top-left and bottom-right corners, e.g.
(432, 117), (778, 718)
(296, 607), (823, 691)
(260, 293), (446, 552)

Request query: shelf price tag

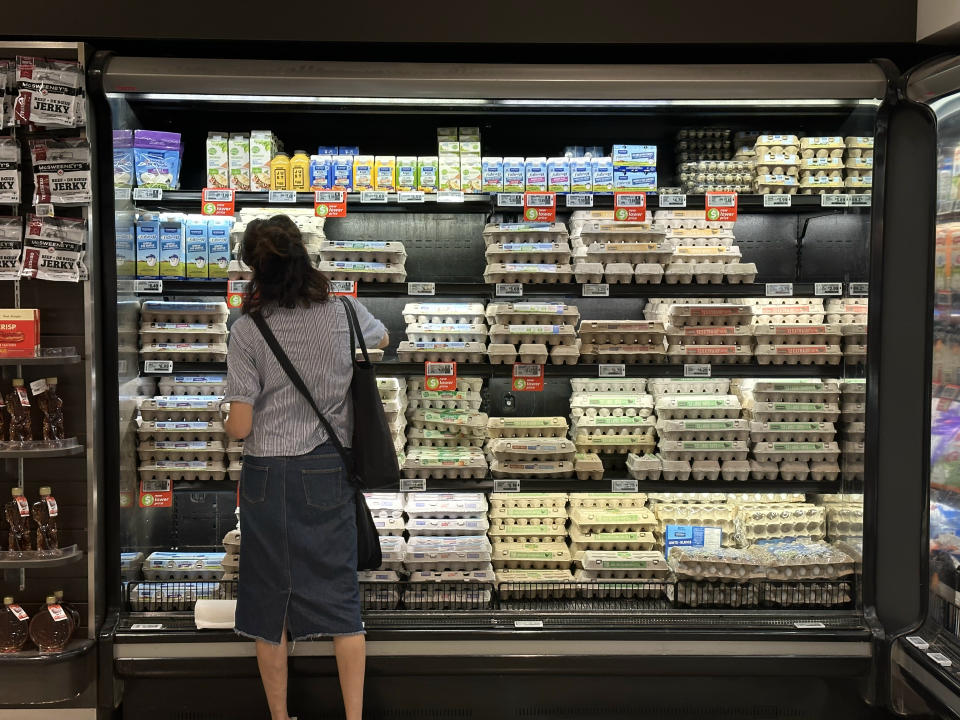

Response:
(928, 652), (953, 667)
(658, 194), (686, 208)
(437, 190), (465, 203)
(497, 193), (524, 207)
(850, 194), (872, 207)
(132, 187), (163, 201)
(906, 636), (930, 651)
(821, 194), (851, 207)
(360, 190), (388, 204)
(599, 364), (626, 377)
(524, 192), (556, 222)
(268, 190), (297, 203)
(814, 282), (843, 296)
(496, 283), (523, 297)
(130, 623), (164, 631)
(201, 188), (236, 216)
(765, 283), (794, 297)
(330, 280), (357, 297)
(425, 361), (457, 391)
(793, 621), (826, 629)
(512, 363), (544, 392)
(139, 478), (172, 509)
(398, 191), (425, 203)
(582, 283), (610, 297)
(614, 192), (646, 222)
(315, 190), (347, 217)
(763, 194), (792, 208)
(849, 282), (869, 296)
(35, 203), (55, 217)
(134, 279), (163, 294)
(684, 364), (712, 378)
(227, 280), (250, 309)
(611, 478), (639, 493)
(565, 193), (594, 208)
(143, 360), (174, 374)
(400, 478), (426, 492)
(513, 619), (543, 628)
(705, 191), (738, 222)
(114, 187), (132, 202)
(494, 479), (521, 493)
(408, 282), (435, 296)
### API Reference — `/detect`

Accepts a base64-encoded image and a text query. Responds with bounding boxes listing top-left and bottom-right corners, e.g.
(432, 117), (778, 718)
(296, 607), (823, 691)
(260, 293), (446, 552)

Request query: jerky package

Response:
(0, 217), (23, 280)
(0, 138), (19, 204)
(31, 138), (92, 205)
(21, 214), (86, 282)
(14, 56), (83, 128)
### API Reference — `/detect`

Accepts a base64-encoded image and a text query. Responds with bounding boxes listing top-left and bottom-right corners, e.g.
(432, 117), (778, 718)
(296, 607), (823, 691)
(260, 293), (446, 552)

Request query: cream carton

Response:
(591, 157), (614, 193)
(310, 154), (334, 190)
(374, 156), (396, 192)
(159, 221), (185, 279)
(205, 133), (229, 189)
(136, 219), (160, 279)
(503, 157), (526, 193)
(525, 157), (548, 192)
(418, 156), (438, 193)
(547, 157), (570, 193)
(396, 156), (417, 192)
(570, 157), (592, 192)
(612, 144), (658, 167)
(185, 217), (209, 279)
(207, 218), (232, 279)
(439, 154), (461, 191)
(228, 133), (250, 191)
(250, 131), (274, 192)
(482, 157), (503, 192)
(332, 155), (353, 191)
(461, 154), (482, 193)
(353, 155), (375, 191)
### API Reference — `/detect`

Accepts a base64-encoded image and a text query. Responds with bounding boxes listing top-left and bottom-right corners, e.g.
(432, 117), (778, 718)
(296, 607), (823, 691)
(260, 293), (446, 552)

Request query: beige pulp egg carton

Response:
(550, 343), (581, 365)
(226, 441), (243, 461)
(373, 516), (405, 536)
(319, 240), (407, 263)
(364, 492), (406, 519)
(158, 375), (227, 396)
(228, 259), (253, 281)
(406, 517), (490, 536)
(487, 343), (518, 364)
(654, 394), (742, 420)
(755, 344), (843, 365)
(486, 302), (580, 326)
(661, 459), (720, 481)
(397, 341), (488, 362)
(488, 492), (569, 511)
(138, 420), (225, 442)
(799, 157), (844, 180)
(826, 504), (863, 538)
(693, 262), (747, 285)
(748, 297), (825, 322)
(666, 344), (753, 365)
(756, 153), (800, 176)
(488, 323), (577, 346)
(799, 176), (845, 194)
(571, 378), (647, 393)
(670, 546), (771, 581)
(404, 492), (487, 517)
(488, 437), (577, 462)
(516, 343), (549, 364)
(568, 507), (657, 534)
(763, 540), (854, 580)
(826, 299), (868, 324)
(845, 176), (873, 192)
(719, 460), (752, 481)
(576, 222), (666, 247)
(666, 303), (754, 327)
(574, 433), (656, 456)
(756, 174), (799, 194)
(485, 242), (572, 265)
(744, 379), (840, 403)
(491, 541), (572, 569)
(845, 136), (874, 157)
(653, 209), (732, 230)
(748, 421), (836, 443)
(569, 392), (655, 418)
(635, 263), (665, 283)
(407, 377), (483, 394)
(568, 526), (657, 553)
(747, 459), (839, 482)
(496, 570), (577, 599)
(408, 408), (488, 432)
(140, 300), (229, 324)
(139, 460), (228, 482)
(841, 323), (867, 345)
(317, 260), (407, 282)
(571, 414), (656, 438)
(578, 320), (666, 346)
(841, 440), (865, 462)
(752, 324), (842, 345)
(575, 550), (670, 580)
(489, 524), (568, 544)
(574, 452), (604, 480)
(139, 322), (228, 344)
(379, 391), (407, 417)
(490, 459), (575, 479)
(489, 503), (568, 523)
(656, 418), (750, 442)
(487, 416), (568, 438)
(140, 396), (223, 421)
(670, 246), (743, 265)
(405, 323), (488, 343)
(407, 389), (482, 412)
(840, 402), (865, 423)
(568, 492), (648, 510)
(141, 343), (229, 363)
(403, 303), (486, 325)
(841, 421), (865, 441)
(626, 452), (662, 480)
(663, 264), (694, 284)
(655, 503), (737, 545)
(568, 210), (615, 236)
(840, 378), (866, 397)
(580, 343), (668, 364)
(665, 228), (736, 248)
(799, 136), (845, 159)
(600, 262), (635, 284)
(363, 348), (385, 362)
(582, 242), (673, 265)
(754, 135), (800, 156)
(137, 440), (226, 463)
(483, 263), (574, 284)
(659, 439), (750, 462)
(648, 378), (730, 396)
(482, 222), (569, 246)
(401, 451), (487, 480)
(751, 441), (841, 463)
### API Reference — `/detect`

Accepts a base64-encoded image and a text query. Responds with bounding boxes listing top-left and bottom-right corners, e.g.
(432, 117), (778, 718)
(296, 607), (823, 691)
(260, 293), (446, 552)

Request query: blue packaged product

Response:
(185, 217), (209, 279)
(309, 154), (334, 190)
(614, 167), (658, 191)
(547, 157), (570, 193)
(133, 130), (182, 189)
(338, 146), (360, 156)
(503, 157), (526, 193)
(481, 157), (503, 192)
(570, 158), (593, 193)
(113, 130), (135, 188)
(207, 218), (233, 279)
(159, 221), (185, 279)
(136, 219), (160, 278)
(664, 525), (721, 559)
(115, 212), (135, 278)
(612, 144), (657, 167)
(316, 145), (338, 155)
(524, 157), (548, 192)
(332, 155), (353, 191)
(591, 157), (614, 193)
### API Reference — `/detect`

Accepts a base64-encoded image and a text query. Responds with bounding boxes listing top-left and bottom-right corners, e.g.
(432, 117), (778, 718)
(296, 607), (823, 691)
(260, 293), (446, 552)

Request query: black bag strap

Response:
(339, 296), (369, 365)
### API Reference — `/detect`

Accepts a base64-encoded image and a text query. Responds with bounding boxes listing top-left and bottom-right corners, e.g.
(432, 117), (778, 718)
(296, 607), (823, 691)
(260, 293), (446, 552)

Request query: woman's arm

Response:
(347, 298), (389, 349)
(224, 401), (253, 440)
(224, 319), (262, 441)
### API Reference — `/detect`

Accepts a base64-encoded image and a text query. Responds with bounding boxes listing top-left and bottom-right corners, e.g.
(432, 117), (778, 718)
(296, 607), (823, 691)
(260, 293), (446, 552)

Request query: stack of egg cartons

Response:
(669, 545), (769, 609)
(678, 159), (754, 195)
(486, 419), (577, 481)
(798, 136), (846, 196)
(398, 302), (488, 364)
(578, 320), (667, 365)
(133, 552), (225, 611)
(827, 297), (868, 366)
(229, 208), (322, 278)
(138, 392), (228, 485)
(404, 493), (493, 609)
(482, 222), (573, 284)
(647, 299), (755, 365)
(571, 215), (671, 285)
(738, 379), (841, 482)
(486, 301), (580, 365)
(839, 379), (866, 483)
(569, 378), (655, 475)
(402, 376), (487, 482)
(749, 298), (843, 367)
(377, 377), (408, 467)
(654, 209), (758, 285)
(360, 492), (408, 609)
(318, 238), (408, 284)
(491, 493), (574, 602)
(139, 300), (229, 365)
(674, 128), (733, 165)
(762, 540), (856, 608)
(734, 500), (826, 547)
(844, 137), (874, 195)
(754, 135), (800, 195)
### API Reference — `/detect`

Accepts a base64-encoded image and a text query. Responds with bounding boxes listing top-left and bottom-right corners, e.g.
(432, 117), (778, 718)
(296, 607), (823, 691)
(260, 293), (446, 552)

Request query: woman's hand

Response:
(223, 401), (254, 440)
(376, 332), (389, 350)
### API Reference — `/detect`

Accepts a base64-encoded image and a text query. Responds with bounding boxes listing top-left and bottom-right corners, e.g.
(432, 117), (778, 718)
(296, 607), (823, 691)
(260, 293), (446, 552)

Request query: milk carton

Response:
(524, 157), (548, 192)
(353, 155), (375, 191)
(614, 167), (658, 191)
(547, 157), (570, 193)
(612, 145), (657, 167)
(115, 212), (135, 279)
(461, 155), (482, 193)
(396, 156), (417, 192)
(310, 155), (334, 190)
(228, 134), (251, 191)
(159, 221), (185, 279)
(207, 218), (232, 280)
(205, 133), (229, 189)
(249, 131), (274, 192)
(439, 154), (461, 191)
(136, 219), (160, 279)
(437, 127), (458, 140)
(591, 157), (614, 193)
(375, 156), (396, 192)
(338, 146), (359, 156)
(438, 140), (460, 156)
(185, 217), (209, 279)
(332, 155), (353, 191)
(316, 145), (338, 155)
(570, 157), (592, 193)
(481, 157), (503, 192)
(418, 156), (438, 193)
(503, 157), (526, 193)
(459, 141), (481, 155)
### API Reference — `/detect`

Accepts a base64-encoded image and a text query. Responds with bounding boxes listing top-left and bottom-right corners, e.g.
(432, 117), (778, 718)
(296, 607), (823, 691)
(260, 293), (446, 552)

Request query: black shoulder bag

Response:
(249, 297), (391, 571)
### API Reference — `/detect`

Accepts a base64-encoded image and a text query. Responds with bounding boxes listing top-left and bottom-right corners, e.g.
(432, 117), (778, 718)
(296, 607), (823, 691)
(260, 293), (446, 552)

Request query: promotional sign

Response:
(139, 479), (172, 509)
(201, 188), (235, 216)
(614, 192), (646, 221)
(512, 363), (544, 391)
(315, 190), (347, 218)
(705, 191), (738, 222)
(523, 192), (556, 222)
(425, 361), (457, 391)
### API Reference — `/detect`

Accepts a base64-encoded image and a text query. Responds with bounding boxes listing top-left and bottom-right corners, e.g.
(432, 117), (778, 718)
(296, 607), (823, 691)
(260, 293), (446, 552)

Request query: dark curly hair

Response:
(240, 215), (329, 315)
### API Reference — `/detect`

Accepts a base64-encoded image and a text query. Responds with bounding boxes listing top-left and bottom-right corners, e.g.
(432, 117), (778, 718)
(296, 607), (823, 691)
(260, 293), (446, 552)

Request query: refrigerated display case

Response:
(88, 58), (905, 719)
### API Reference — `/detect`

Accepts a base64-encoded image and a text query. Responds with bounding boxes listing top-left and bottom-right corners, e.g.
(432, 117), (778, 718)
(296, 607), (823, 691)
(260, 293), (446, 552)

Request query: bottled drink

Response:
(0, 597), (29, 653)
(37, 377), (65, 443)
(32, 487), (59, 554)
(28, 595), (74, 653)
(5, 487), (31, 552)
(53, 590), (80, 629)
(5, 379), (32, 443)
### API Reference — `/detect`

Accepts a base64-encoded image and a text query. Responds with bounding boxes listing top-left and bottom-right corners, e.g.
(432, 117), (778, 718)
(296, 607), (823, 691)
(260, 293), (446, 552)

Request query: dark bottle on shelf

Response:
(0, 390), (9, 443)
(28, 595), (74, 653)
(0, 596), (29, 653)
(53, 590), (80, 629)
(32, 486), (59, 554)
(37, 377), (65, 443)
(5, 487), (31, 552)
(6, 379), (32, 443)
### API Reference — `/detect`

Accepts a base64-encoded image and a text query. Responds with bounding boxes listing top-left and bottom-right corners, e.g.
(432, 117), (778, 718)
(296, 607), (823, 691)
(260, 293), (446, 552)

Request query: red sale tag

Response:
(512, 363), (544, 392)
(201, 188), (236, 216)
(425, 361), (457, 391)
(705, 191), (738, 222)
(139, 479), (172, 509)
(227, 280), (249, 310)
(315, 190), (347, 218)
(329, 280), (357, 297)
(614, 192), (647, 221)
(523, 192), (556, 222)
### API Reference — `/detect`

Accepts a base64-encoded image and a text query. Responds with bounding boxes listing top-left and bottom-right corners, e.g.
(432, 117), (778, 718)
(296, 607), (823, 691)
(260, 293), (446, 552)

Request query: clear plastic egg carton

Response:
(485, 302), (580, 327)
(157, 375), (227, 397)
(318, 240), (407, 263)
(137, 420), (225, 443)
(568, 507), (658, 534)
(763, 540), (854, 580)
(550, 343), (581, 365)
(140, 300), (229, 324)
(139, 460), (228, 482)
(139, 322), (228, 345)
(635, 263), (666, 284)
(656, 503), (736, 539)
(656, 418), (749, 442)
(670, 546), (771, 581)
(678, 158), (751, 173)
(404, 492), (487, 518)
(485, 242), (572, 265)
(576, 222), (666, 247)
(137, 440), (226, 463)
(798, 157), (844, 180)
(487, 438), (577, 462)
(396, 341), (488, 363)
(575, 453), (605, 480)
(653, 209), (732, 231)
(489, 492), (569, 511)
(491, 542), (572, 569)
(566, 494), (645, 512)
(575, 550), (670, 579)
(744, 380), (840, 404)
(746, 401), (840, 423)
(405, 323), (489, 343)
(482, 222), (570, 245)
(574, 433), (656, 456)
(729, 493), (807, 504)
(364, 492), (406, 519)
(799, 177), (845, 195)
(580, 344), (668, 364)
(142, 551), (226, 581)
(667, 344), (753, 364)
(140, 396), (223, 422)
(654, 395), (741, 420)
(674, 580), (761, 609)
(572, 415), (656, 439)
(647, 492), (729, 504)
(648, 379), (731, 397)
(379, 392), (407, 418)
(317, 260), (407, 283)
(376, 535), (408, 571)
(834, 538), (863, 563)
(570, 378), (646, 394)
(406, 517), (490, 536)
(129, 582), (227, 612)
(406, 389), (482, 412)
(751, 441), (840, 464)
(734, 503), (826, 545)
(489, 524), (568, 544)
(684, 183), (755, 195)
(748, 421), (836, 443)
(141, 343), (229, 363)
(569, 393), (655, 418)
(755, 344), (843, 366)
(626, 452), (662, 480)
(658, 440), (749, 462)
(826, 504), (863, 539)
(666, 304), (754, 327)
(749, 303), (826, 326)
(483, 263), (574, 284)
(490, 460), (575, 479)
(402, 303), (487, 325)
(488, 324), (578, 346)
(487, 416), (568, 439)
(374, 516), (405, 536)
(404, 535), (492, 566)
(568, 526), (657, 553)
(495, 569), (577, 599)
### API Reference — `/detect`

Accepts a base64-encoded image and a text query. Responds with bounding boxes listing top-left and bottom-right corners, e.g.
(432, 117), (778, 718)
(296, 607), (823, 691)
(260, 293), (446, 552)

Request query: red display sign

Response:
(512, 363), (544, 392)
(705, 191), (738, 222)
(139, 479), (172, 509)
(315, 190), (347, 218)
(226, 279), (249, 310)
(614, 192), (647, 222)
(330, 280), (357, 297)
(425, 361), (457, 391)
(201, 188), (236, 216)
(523, 192), (556, 222)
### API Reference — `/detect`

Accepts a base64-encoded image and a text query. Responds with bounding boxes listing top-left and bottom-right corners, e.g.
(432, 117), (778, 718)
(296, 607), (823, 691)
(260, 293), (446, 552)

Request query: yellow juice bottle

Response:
(290, 150), (310, 192)
(271, 152), (290, 191)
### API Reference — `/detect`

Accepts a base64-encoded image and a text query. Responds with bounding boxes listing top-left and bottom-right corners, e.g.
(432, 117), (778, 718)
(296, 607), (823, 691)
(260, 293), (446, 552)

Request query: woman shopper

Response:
(223, 215), (389, 720)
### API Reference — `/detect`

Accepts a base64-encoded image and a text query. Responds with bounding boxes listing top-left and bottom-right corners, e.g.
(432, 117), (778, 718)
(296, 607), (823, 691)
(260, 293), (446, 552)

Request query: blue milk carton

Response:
(547, 157), (570, 193)
(159, 221), (185, 279)
(481, 157), (503, 192)
(207, 218), (233, 280)
(502, 157), (526, 193)
(332, 155), (354, 191)
(591, 157), (614, 193)
(185, 216), (209, 279)
(309, 155), (334, 190)
(136, 219), (160, 279)
(115, 212), (136, 279)
(570, 157), (593, 193)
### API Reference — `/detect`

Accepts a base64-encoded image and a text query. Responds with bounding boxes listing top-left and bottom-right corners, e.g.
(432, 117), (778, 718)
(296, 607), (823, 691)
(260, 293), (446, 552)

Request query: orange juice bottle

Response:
(290, 151), (310, 192)
(271, 152), (290, 191)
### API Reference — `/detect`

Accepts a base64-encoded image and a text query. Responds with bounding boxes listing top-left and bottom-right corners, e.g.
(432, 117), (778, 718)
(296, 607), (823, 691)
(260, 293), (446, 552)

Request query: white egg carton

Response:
(488, 324), (578, 346)
(140, 396), (223, 421)
(487, 344), (518, 364)
(403, 492), (488, 517)
(751, 441), (841, 464)
(406, 389), (482, 411)
(575, 453), (605, 481)
(483, 263), (574, 284)
(655, 504), (737, 545)
(487, 438), (577, 462)
(140, 301), (230, 324)
(666, 304), (754, 327)
(670, 546), (770, 581)
(647, 492), (728, 504)
(364, 493), (406, 518)
(746, 401), (841, 422)
(496, 570), (578, 599)
(568, 492), (648, 509)
(487, 417), (568, 439)
(570, 378), (646, 394)
(374, 516), (405, 536)
(319, 240), (407, 263)
(380, 392), (407, 415)
(405, 409), (489, 432)
(634, 263), (665, 283)
(568, 507), (658, 534)
(550, 344), (581, 365)
(491, 542), (572, 570)
(574, 433), (656, 455)
(406, 377), (484, 394)
(141, 343), (229, 363)
(576, 222), (666, 246)
(396, 341), (488, 363)
(665, 228), (736, 247)
(575, 550), (670, 579)
(317, 260), (406, 283)
(485, 242), (572, 264)
(569, 393), (655, 418)
(406, 517), (490, 536)
(583, 243), (674, 265)
(568, 526), (657, 553)
(577, 321), (665, 346)
(653, 209), (732, 230)
(139, 322), (228, 345)
(626, 452), (662, 481)
(142, 552), (225, 581)
(139, 460), (228, 482)
(659, 440), (750, 462)
(402, 303), (487, 325)
(745, 380), (841, 403)
(488, 493), (569, 511)
(656, 418), (750, 442)
(648, 378), (730, 396)
(405, 323), (488, 343)
(666, 344), (753, 364)
(748, 421), (836, 443)
(670, 246), (743, 266)
(573, 262), (605, 284)
(403, 538), (492, 571)
(735, 504), (826, 545)
(138, 420), (225, 442)
(572, 415), (656, 437)
(654, 395), (741, 420)
(763, 540), (854, 580)
(488, 525), (568, 544)
(579, 344), (668, 364)
(401, 454), (487, 480)
(485, 302), (580, 326)
(490, 459), (575, 479)
(482, 222), (569, 245)
(157, 375), (227, 397)
(137, 440), (226, 463)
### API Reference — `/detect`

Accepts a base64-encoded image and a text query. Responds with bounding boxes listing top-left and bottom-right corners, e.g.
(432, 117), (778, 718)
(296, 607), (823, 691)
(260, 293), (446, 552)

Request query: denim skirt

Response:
(235, 442), (363, 644)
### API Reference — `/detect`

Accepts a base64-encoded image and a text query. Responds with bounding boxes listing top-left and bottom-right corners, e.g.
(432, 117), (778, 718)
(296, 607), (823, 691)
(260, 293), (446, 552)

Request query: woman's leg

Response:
(333, 634), (366, 720)
(256, 631), (290, 720)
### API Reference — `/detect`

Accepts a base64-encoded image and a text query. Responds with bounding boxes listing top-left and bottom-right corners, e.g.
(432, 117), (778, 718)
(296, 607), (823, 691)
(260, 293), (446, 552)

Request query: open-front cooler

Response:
(91, 58), (895, 719)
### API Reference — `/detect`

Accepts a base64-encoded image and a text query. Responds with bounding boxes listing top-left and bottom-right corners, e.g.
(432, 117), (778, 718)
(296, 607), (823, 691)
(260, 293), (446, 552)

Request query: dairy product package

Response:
(503, 157), (525, 192)
(570, 157), (592, 192)
(591, 157), (614, 192)
(547, 157), (570, 193)
(461, 154), (482, 193)
(112, 130), (134, 188)
(331, 154), (353, 191)
(482, 157), (503, 192)
(185, 217), (209, 279)
(115, 212), (135, 279)
(308, 154), (333, 190)
(614, 167), (657, 191)
(613, 145), (657, 167)
(374, 156), (396, 192)
(0, 216), (23, 280)
(136, 219), (160, 278)
(159, 221), (185, 279)
(525, 158), (548, 192)
(396, 156), (417, 192)
(353, 155), (375, 191)
(249, 131), (275, 191)
(14, 56), (84, 128)
(418, 156), (438, 193)
(439, 154), (461, 191)
(228, 133), (251, 191)
(30, 138), (92, 205)
(21, 214), (86, 282)
(206, 218), (232, 279)
(133, 130), (182, 189)
(205, 132), (229, 189)
(438, 140), (459, 155)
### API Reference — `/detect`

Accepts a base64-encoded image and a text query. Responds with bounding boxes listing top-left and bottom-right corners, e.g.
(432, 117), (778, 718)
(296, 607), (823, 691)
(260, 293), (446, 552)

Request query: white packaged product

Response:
(137, 440), (225, 463)
(406, 323), (488, 343)
(14, 57), (84, 128)
(485, 242), (571, 264)
(403, 302), (486, 324)
(485, 302), (579, 326)
(0, 138), (20, 204)
(406, 517), (490, 536)
(142, 552), (225, 581)
(319, 240), (407, 263)
(626, 452), (662, 481)
(403, 492), (487, 517)
(21, 214), (86, 282)
(483, 263), (574, 284)
(318, 260), (406, 283)
(482, 222), (569, 245)
(139, 396), (223, 421)
(397, 341), (487, 363)
(735, 503), (825, 545)
(158, 375), (227, 396)
(138, 420), (224, 442)
(404, 536), (492, 571)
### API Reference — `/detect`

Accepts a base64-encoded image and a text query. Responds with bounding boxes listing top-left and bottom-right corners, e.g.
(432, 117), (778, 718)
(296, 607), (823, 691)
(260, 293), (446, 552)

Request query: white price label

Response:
(582, 283), (610, 297)
(496, 283), (523, 297)
(565, 193), (594, 208)
(514, 620), (544, 629)
(684, 364), (712, 378)
(268, 190), (297, 203)
(114, 187), (132, 202)
(400, 478), (426, 492)
(330, 280), (356, 294)
(425, 362), (455, 376)
(29, 378), (48, 396)
(35, 203), (55, 217)
(814, 282), (843, 296)
(611, 478), (639, 493)
(765, 282), (794, 297)
(131, 623), (164, 631)
(821, 194), (851, 207)
(315, 190), (345, 203)
(204, 189), (233, 202)
(398, 191), (425, 203)
(494, 479), (521, 493)
(135, 279), (163, 293)
(928, 652), (953, 667)
(497, 193), (524, 207)
(408, 282), (436, 296)
(598, 364), (626, 377)
(906, 636), (930, 650)
(526, 193), (554, 207)
(513, 363), (542, 378)
(658, 194), (687, 208)
(793, 621), (826, 629)
(144, 360), (174, 374)
(228, 279), (251, 295)
(849, 194), (872, 207)
(133, 187), (163, 201)
(142, 479), (171, 493)
(437, 190), (465, 203)
(360, 191), (388, 204)
(763, 194), (792, 207)
(617, 193), (646, 207)
(849, 282), (869, 296)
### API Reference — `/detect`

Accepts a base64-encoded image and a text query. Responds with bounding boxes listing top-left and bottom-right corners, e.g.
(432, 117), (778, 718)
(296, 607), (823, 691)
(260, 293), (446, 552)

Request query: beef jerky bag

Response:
(0, 138), (19, 204)
(14, 56), (82, 128)
(31, 138), (92, 205)
(0, 217), (23, 280)
(22, 214), (86, 282)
